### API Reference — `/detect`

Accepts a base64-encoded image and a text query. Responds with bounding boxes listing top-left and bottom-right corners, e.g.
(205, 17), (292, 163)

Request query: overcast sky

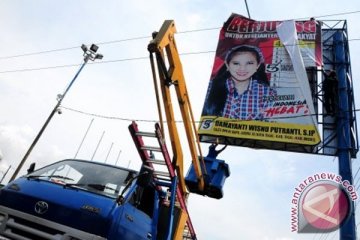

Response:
(0, 1), (360, 239)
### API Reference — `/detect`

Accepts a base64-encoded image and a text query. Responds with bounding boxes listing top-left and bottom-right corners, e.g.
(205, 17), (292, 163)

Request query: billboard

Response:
(198, 14), (322, 147)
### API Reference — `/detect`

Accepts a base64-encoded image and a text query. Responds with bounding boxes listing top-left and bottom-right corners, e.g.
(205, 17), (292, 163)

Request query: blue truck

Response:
(0, 159), (169, 240)
(0, 154), (228, 240)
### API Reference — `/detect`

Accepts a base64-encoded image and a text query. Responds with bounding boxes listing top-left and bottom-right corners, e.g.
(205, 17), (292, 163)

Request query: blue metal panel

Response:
(151, 190), (160, 239)
(185, 156), (230, 199)
(166, 176), (178, 240)
(110, 203), (152, 240)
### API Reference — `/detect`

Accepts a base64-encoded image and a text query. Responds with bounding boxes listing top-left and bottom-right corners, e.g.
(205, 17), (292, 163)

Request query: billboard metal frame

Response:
(317, 20), (359, 158)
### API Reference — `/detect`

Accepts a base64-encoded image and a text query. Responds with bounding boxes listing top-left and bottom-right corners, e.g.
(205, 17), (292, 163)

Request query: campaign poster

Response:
(198, 13), (321, 146)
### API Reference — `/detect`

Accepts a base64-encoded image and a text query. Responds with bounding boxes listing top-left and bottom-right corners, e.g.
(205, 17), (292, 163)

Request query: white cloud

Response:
(0, 123), (69, 182)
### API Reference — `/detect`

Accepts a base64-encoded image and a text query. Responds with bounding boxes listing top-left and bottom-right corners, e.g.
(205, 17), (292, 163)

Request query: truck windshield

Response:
(26, 159), (136, 198)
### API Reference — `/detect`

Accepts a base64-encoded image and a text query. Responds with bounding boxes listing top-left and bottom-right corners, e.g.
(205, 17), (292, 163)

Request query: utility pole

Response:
(10, 44), (103, 181)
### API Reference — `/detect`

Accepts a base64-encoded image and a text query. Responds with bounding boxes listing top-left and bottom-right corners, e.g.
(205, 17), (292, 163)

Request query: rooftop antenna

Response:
(74, 118), (94, 159)
(115, 149), (122, 165)
(91, 131), (105, 161)
(104, 142), (114, 163)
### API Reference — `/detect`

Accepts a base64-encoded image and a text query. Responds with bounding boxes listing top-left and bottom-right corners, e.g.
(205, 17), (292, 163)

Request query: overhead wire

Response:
(0, 46), (79, 60)
(1, 36), (360, 74)
(0, 30), (216, 61)
(0, 51), (218, 74)
(60, 105), (360, 124)
(295, 10), (360, 21)
(0, 56), (153, 74)
(0, 28), (219, 61)
(0, 9), (358, 62)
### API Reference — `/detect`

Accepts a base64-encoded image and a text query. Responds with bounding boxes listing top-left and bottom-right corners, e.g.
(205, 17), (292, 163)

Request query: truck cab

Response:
(0, 159), (159, 240)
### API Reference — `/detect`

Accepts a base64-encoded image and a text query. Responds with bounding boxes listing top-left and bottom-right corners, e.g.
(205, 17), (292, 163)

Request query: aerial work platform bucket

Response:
(185, 145), (230, 199)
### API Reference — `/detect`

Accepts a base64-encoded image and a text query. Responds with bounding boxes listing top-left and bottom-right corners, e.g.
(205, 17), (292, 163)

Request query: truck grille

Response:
(4, 215), (66, 240)
(0, 206), (105, 240)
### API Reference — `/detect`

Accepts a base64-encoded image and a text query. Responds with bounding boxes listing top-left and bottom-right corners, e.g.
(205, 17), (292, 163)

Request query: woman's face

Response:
(227, 51), (259, 82)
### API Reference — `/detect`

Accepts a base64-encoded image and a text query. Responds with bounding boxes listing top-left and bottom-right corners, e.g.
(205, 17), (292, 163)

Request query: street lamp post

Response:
(0, 165), (11, 184)
(10, 44), (103, 181)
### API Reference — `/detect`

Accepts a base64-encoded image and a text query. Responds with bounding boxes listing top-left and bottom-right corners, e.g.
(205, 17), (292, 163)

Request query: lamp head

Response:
(81, 44), (88, 53)
(90, 44), (99, 53)
(95, 54), (103, 60)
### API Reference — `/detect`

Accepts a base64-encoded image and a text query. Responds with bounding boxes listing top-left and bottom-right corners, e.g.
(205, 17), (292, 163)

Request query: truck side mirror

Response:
(136, 165), (153, 188)
(27, 163), (36, 174)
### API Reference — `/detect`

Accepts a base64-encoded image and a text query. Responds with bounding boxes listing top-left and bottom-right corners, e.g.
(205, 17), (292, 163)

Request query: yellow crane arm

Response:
(148, 20), (205, 196)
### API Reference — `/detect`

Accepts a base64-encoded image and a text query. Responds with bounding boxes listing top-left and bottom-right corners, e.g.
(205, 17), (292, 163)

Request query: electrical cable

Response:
(0, 46), (79, 60)
(60, 105), (360, 123)
(0, 9), (358, 61)
(1, 36), (360, 74)
(0, 56), (149, 74)
(295, 10), (360, 21)
(0, 63), (82, 74)
(0, 50), (218, 74)
(60, 106), (180, 123)
(0, 36), (152, 61)
(0, 31), (215, 61)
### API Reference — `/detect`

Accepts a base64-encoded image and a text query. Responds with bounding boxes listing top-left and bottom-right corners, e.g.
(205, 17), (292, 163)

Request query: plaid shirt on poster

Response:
(223, 78), (276, 120)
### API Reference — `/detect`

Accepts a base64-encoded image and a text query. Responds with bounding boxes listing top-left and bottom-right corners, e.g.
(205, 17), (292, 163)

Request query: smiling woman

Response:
(202, 45), (277, 120)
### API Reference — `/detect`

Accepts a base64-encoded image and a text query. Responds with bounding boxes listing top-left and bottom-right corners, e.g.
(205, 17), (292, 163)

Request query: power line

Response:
(0, 9), (358, 61)
(61, 106), (158, 123)
(0, 31), (216, 61)
(0, 63), (82, 73)
(0, 46), (79, 60)
(0, 51), (216, 74)
(60, 105), (360, 123)
(0, 36), (152, 61)
(1, 35), (360, 74)
(0, 56), (149, 74)
(296, 10), (360, 20)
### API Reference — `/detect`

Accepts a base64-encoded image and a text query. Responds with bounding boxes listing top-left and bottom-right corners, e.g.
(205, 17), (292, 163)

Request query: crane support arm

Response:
(148, 20), (205, 196)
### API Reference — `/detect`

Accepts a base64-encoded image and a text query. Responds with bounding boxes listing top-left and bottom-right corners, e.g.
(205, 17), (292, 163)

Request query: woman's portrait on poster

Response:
(202, 45), (277, 120)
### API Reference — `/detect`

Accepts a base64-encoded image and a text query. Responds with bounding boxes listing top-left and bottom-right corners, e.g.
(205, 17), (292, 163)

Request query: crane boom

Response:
(148, 20), (205, 197)
(148, 20), (229, 200)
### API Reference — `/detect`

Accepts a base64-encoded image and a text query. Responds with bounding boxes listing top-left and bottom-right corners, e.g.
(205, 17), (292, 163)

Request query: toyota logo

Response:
(34, 201), (48, 214)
